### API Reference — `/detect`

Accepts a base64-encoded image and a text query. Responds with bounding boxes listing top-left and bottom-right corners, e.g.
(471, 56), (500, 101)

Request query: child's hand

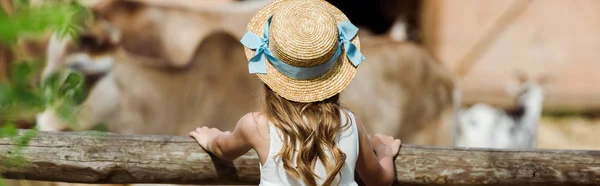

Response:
(189, 127), (231, 151)
(370, 134), (402, 158)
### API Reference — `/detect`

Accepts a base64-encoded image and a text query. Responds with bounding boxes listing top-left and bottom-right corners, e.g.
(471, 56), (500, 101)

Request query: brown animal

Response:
(22, 2), (459, 186)
(38, 29), (261, 135)
(318, 0), (461, 146)
(36, 0), (460, 150)
(27, 1), (261, 186)
(37, 0), (262, 134)
(342, 23), (461, 146)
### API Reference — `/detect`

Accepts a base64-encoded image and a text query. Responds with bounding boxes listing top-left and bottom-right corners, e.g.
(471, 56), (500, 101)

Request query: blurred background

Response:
(2, 0), (600, 152)
(2, 0), (600, 186)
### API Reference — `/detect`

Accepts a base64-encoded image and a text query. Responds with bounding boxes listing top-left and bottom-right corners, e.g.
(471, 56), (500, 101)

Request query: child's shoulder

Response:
(239, 112), (268, 126)
(236, 112), (270, 134)
(236, 112), (271, 146)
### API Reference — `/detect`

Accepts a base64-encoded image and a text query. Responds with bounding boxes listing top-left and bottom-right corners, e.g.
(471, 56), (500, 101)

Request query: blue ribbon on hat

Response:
(240, 15), (365, 80)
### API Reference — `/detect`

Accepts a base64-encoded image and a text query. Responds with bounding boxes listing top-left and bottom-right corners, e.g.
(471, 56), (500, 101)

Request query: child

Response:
(189, 0), (402, 185)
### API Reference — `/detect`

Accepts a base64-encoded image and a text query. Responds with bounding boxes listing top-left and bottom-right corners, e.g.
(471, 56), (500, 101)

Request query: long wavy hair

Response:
(261, 84), (350, 186)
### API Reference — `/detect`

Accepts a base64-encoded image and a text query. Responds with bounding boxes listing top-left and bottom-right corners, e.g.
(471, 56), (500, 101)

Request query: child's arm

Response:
(189, 113), (256, 161)
(354, 117), (401, 186)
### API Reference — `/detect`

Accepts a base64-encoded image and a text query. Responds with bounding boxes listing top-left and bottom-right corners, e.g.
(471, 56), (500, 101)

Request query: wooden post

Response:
(1, 130), (599, 185)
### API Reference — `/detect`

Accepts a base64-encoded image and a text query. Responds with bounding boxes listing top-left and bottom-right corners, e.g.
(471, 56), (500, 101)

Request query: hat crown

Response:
(269, 0), (339, 68)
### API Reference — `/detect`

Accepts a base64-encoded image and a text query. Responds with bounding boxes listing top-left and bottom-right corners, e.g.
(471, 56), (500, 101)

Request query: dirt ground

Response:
(538, 116), (600, 150)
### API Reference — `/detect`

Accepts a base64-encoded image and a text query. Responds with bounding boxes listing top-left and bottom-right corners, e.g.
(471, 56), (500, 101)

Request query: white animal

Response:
(453, 73), (549, 149)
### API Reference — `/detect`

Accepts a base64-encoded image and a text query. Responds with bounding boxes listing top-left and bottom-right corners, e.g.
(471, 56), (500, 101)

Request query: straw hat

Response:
(241, 0), (364, 103)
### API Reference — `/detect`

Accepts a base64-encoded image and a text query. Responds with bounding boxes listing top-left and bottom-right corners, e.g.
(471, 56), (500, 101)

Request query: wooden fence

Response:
(0, 130), (599, 185)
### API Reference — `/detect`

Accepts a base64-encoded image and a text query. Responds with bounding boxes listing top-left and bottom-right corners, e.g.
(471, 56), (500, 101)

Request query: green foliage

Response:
(0, 0), (90, 45)
(1, 128), (37, 169)
(0, 61), (86, 121)
(4, 153), (27, 169)
(15, 128), (37, 147)
(42, 70), (87, 123)
(0, 122), (18, 137)
(0, 0), (91, 183)
(0, 61), (46, 117)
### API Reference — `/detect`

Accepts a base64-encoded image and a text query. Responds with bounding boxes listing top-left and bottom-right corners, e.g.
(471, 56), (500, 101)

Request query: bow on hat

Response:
(240, 16), (365, 80)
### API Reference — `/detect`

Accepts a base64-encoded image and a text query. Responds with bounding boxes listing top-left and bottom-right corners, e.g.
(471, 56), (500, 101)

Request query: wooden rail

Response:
(1, 130), (599, 185)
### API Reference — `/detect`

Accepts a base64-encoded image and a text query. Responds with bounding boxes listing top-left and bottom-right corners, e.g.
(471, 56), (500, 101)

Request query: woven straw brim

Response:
(244, 0), (361, 103)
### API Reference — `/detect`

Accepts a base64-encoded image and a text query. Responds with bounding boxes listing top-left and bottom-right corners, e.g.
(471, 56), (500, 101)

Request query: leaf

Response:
(2, 152), (27, 169)
(16, 129), (37, 147)
(9, 61), (34, 86)
(55, 99), (78, 127)
(41, 71), (62, 105)
(41, 71), (62, 89)
(0, 84), (13, 109)
(12, 86), (44, 111)
(0, 123), (18, 138)
(18, 0), (30, 6)
(91, 122), (109, 132)
(0, 1), (91, 46)
(0, 1), (91, 181)
(61, 71), (84, 90)
(59, 71), (86, 104)
(14, 0), (31, 11)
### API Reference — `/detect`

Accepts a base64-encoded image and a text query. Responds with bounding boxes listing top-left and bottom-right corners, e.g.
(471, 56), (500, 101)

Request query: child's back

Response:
(189, 0), (402, 185)
(259, 110), (359, 185)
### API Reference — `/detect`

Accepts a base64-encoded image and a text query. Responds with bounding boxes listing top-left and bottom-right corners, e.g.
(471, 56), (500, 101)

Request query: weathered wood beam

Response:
(1, 130), (599, 185)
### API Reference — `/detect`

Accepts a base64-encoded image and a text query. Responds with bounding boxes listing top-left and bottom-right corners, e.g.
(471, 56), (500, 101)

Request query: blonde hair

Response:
(262, 84), (350, 186)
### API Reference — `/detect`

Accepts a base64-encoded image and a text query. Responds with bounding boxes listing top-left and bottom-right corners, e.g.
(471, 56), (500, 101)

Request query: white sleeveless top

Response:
(259, 110), (359, 186)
